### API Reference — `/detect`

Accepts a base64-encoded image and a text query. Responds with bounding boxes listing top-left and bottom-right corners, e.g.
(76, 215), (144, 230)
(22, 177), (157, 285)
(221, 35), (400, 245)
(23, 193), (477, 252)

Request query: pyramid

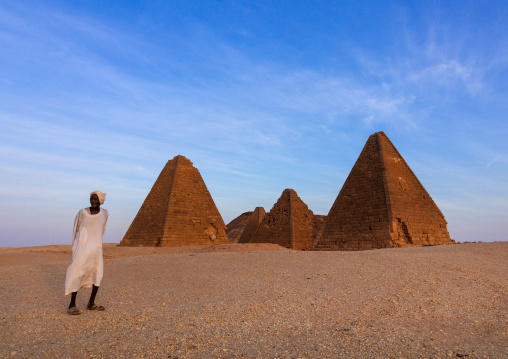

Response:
(121, 155), (229, 247)
(226, 211), (253, 242)
(249, 189), (321, 250)
(314, 131), (452, 251)
(237, 207), (266, 244)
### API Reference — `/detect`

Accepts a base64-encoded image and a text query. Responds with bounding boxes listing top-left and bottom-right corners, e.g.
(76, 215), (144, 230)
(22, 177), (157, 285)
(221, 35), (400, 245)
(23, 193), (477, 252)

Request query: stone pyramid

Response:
(249, 189), (321, 250)
(238, 207), (266, 244)
(226, 211), (253, 242)
(121, 155), (229, 247)
(314, 131), (452, 250)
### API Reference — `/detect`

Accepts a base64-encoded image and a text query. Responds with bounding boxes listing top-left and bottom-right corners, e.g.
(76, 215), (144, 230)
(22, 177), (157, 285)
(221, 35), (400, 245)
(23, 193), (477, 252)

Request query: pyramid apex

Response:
(371, 131), (387, 138)
(171, 155), (193, 166)
(282, 188), (297, 195)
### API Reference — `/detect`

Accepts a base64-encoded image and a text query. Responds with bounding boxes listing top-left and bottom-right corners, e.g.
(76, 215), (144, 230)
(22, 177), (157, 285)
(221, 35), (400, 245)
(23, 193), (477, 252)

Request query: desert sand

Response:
(1, 242), (506, 358)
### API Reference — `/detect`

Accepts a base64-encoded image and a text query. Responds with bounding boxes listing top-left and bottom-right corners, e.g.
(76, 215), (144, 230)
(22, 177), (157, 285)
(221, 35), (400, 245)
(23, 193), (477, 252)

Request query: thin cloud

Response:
(1, 1), (507, 245)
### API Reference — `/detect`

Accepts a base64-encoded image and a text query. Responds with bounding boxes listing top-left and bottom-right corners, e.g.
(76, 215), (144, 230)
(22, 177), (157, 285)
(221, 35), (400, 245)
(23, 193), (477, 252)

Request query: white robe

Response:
(65, 208), (108, 295)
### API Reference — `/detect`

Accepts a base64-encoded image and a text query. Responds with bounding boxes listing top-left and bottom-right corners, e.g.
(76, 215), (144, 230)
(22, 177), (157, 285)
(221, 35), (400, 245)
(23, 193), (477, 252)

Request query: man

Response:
(65, 191), (109, 315)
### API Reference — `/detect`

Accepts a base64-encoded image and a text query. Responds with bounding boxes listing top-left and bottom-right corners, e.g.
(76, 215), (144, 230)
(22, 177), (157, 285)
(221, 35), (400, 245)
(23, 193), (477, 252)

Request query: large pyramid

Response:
(238, 207), (266, 244)
(249, 189), (321, 250)
(314, 131), (452, 250)
(121, 155), (229, 247)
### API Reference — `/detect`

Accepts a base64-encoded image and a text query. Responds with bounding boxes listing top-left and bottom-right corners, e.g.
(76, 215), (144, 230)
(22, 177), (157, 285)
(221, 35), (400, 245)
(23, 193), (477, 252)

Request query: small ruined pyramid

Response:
(238, 207), (266, 244)
(314, 131), (452, 250)
(249, 189), (320, 250)
(226, 211), (253, 242)
(121, 155), (229, 247)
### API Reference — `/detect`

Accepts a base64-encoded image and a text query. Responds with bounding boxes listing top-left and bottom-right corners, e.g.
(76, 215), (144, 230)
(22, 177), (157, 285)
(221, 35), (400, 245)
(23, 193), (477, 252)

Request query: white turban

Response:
(90, 190), (106, 205)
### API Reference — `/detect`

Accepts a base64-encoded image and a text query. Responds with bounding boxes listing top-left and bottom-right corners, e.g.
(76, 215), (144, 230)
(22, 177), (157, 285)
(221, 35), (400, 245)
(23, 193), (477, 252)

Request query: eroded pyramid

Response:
(121, 155), (229, 247)
(314, 131), (452, 250)
(226, 211), (253, 242)
(249, 189), (322, 250)
(238, 207), (266, 244)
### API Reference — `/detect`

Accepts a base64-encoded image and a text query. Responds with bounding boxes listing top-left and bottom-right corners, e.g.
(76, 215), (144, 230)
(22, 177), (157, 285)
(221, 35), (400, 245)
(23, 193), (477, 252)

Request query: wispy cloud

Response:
(1, 1), (507, 245)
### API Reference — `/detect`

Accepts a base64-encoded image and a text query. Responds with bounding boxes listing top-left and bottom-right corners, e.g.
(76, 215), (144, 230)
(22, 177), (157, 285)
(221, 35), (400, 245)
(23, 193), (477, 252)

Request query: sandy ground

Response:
(1, 242), (506, 358)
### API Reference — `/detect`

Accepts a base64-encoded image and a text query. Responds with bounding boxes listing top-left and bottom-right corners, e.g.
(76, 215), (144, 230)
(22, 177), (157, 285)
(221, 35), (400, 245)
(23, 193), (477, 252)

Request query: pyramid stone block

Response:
(121, 155), (229, 247)
(314, 131), (452, 250)
(238, 207), (266, 244)
(249, 189), (319, 250)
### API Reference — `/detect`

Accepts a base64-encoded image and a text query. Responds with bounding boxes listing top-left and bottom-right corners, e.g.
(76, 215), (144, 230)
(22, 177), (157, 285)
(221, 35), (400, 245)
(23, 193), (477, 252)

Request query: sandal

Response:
(67, 306), (81, 315)
(87, 304), (105, 311)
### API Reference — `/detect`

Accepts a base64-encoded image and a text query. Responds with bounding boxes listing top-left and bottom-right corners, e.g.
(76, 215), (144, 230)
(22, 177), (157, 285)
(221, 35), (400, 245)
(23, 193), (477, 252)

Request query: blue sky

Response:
(1, 0), (507, 247)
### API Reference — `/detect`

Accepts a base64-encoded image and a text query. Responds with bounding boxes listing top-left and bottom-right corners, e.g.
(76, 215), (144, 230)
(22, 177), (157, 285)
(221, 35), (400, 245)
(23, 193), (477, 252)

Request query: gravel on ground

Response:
(1, 242), (506, 358)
